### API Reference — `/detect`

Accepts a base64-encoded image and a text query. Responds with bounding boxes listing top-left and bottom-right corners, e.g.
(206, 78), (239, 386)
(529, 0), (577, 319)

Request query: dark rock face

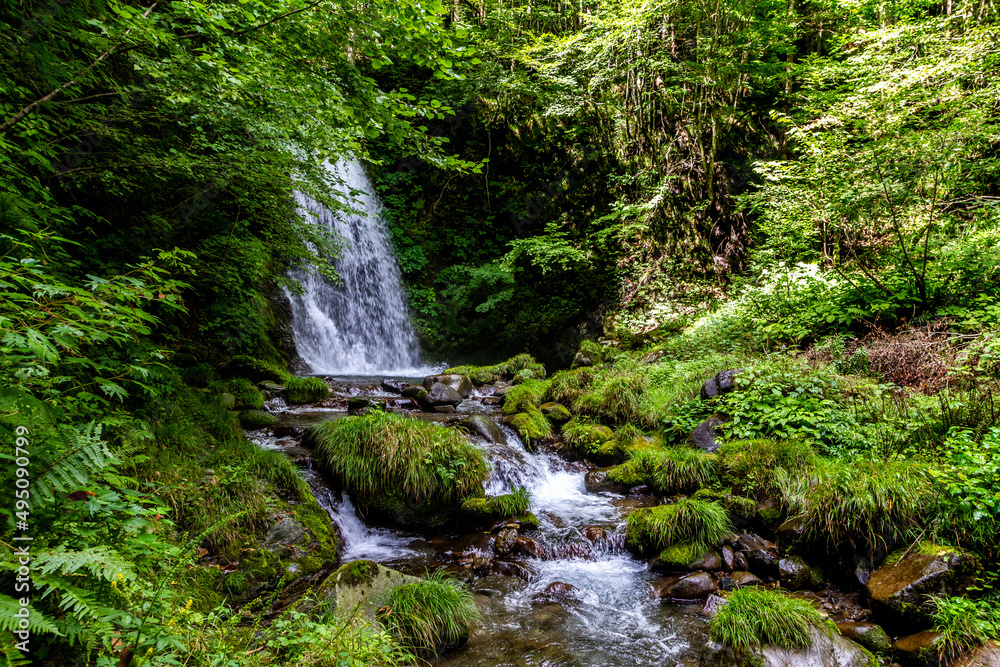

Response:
(650, 572), (718, 602)
(401, 384), (427, 399)
(380, 380), (407, 394)
(584, 468), (630, 494)
(866, 544), (979, 620)
(689, 415), (729, 453)
(701, 593), (729, 617)
(736, 533), (780, 579)
(461, 414), (508, 445)
(779, 557), (812, 590)
(427, 382), (463, 407)
(836, 622), (891, 656)
(513, 536), (546, 559)
(423, 374), (474, 398)
(541, 581), (580, 600)
(700, 369), (742, 400)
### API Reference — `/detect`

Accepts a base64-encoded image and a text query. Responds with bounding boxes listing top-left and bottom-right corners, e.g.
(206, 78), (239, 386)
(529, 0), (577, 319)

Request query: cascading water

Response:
(286, 159), (431, 376)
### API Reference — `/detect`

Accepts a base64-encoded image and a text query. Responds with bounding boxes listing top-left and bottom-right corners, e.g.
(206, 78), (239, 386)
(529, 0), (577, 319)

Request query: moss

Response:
(238, 409), (278, 429)
(180, 362), (214, 388)
(220, 354), (291, 383)
(561, 416), (613, 455)
(226, 377), (265, 410)
(512, 368), (538, 384)
(543, 367), (595, 405)
(717, 438), (818, 498)
(539, 402), (572, 423)
(335, 559), (379, 587)
(608, 447), (717, 494)
(626, 498), (733, 556)
(294, 500), (339, 562)
(514, 512), (541, 530)
(510, 406), (552, 444)
(240, 547), (282, 581)
(502, 379), (550, 415)
(445, 353), (546, 385)
(285, 376), (330, 404)
(659, 542), (706, 566)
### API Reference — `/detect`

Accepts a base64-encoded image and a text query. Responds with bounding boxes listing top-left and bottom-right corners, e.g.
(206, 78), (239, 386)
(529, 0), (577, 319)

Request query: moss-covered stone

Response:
(510, 406), (552, 445)
(285, 376), (330, 404)
(220, 354), (291, 383)
(445, 353), (546, 386)
(867, 543), (980, 620)
(238, 409), (278, 429)
(540, 402), (572, 423)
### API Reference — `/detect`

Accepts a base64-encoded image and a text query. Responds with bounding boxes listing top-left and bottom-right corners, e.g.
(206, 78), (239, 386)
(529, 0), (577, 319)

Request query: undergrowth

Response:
(380, 572), (478, 654)
(709, 587), (829, 652)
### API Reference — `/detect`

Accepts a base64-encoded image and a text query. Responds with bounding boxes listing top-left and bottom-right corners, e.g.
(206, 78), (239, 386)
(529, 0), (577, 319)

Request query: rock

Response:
(263, 517), (309, 558)
(493, 527), (519, 556)
(700, 626), (877, 667)
(423, 374), (473, 398)
(866, 544), (979, 620)
(651, 572), (718, 601)
(380, 380), (407, 394)
(572, 349), (597, 368)
(732, 552), (750, 571)
(461, 415), (508, 445)
(689, 415), (729, 453)
(347, 396), (373, 413)
(513, 536), (546, 559)
(541, 581), (579, 600)
(701, 593), (729, 617)
(891, 630), (941, 667)
(584, 468), (630, 494)
(584, 526), (607, 543)
(434, 405), (457, 413)
(540, 402), (572, 424)
(653, 547), (723, 573)
(258, 380), (285, 392)
(779, 557), (812, 590)
(491, 560), (538, 582)
(700, 369), (742, 400)
(730, 570), (763, 587)
(314, 560), (422, 620)
(836, 622), (891, 656)
(777, 516), (808, 550)
(952, 642), (1000, 667)
(737, 534), (779, 578)
(758, 498), (784, 526)
(238, 410), (278, 429)
(720, 545), (735, 570)
(494, 384), (511, 398)
(273, 424), (302, 439)
(219, 392), (236, 409)
(426, 382), (463, 407)
(401, 384), (427, 400)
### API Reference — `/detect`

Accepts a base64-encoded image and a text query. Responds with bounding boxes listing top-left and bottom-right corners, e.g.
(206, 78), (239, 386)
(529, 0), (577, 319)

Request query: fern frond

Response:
(0, 631), (31, 667)
(0, 594), (60, 636)
(30, 423), (109, 507)
(32, 545), (136, 582)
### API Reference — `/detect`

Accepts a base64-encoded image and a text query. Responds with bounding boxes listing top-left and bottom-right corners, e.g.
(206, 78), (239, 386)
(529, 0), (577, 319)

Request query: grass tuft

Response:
(461, 487), (531, 521)
(446, 353), (546, 385)
(608, 446), (717, 493)
(226, 378), (264, 410)
(502, 379), (550, 414)
(285, 376), (330, 404)
(380, 572), (478, 654)
(930, 595), (1000, 661)
(625, 498), (733, 556)
(709, 587), (827, 651)
(717, 438), (817, 498)
(561, 416), (613, 454)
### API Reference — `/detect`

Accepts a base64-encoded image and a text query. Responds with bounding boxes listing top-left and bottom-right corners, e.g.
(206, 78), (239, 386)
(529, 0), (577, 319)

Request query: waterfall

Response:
(286, 159), (430, 376)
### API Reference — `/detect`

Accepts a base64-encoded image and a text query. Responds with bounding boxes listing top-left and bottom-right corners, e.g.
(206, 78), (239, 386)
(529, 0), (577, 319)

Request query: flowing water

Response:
(286, 160), (433, 376)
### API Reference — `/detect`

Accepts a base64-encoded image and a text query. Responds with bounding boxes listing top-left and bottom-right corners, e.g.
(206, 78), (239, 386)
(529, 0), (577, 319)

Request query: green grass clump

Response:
(380, 572), (478, 654)
(717, 438), (817, 497)
(577, 360), (651, 425)
(445, 353), (546, 385)
(930, 595), (1000, 661)
(608, 447), (717, 493)
(625, 498), (733, 556)
(461, 487), (531, 522)
(561, 416), (613, 454)
(285, 376), (330, 404)
(502, 379), (550, 414)
(226, 377), (264, 410)
(709, 587), (828, 652)
(510, 405), (552, 444)
(220, 354), (291, 383)
(543, 367), (595, 404)
(308, 410), (488, 506)
(777, 457), (934, 550)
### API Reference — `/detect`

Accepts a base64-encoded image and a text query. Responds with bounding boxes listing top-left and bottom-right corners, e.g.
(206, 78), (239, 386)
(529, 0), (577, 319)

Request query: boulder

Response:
(540, 402), (572, 424)
(700, 369), (742, 400)
(720, 545), (736, 570)
(491, 560), (538, 582)
(426, 382), (463, 407)
(650, 572), (719, 602)
(539, 581), (581, 602)
(238, 410), (278, 429)
(652, 547), (723, 573)
(423, 374), (473, 398)
(584, 526), (607, 543)
(314, 560), (421, 620)
(380, 380), (407, 394)
(347, 396), (373, 414)
(779, 557), (812, 591)
(891, 630), (941, 667)
(584, 468), (630, 495)
(493, 527), (519, 556)
(513, 536), (546, 559)
(836, 622), (891, 656)
(264, 517), (309, 558)
(700, 626), (877, 667)
(401, 384), (427, 400)
(952, 642), (1000, 667)
(434, 405), (457, 413)
(866, 544), (979, 620)
(730, 570), (763, 587)
(776, 516), (808, 551)
(701, 593), (729, 617)
(460, 414), (508, 445)
(219, 392), (237, 409)
(689, 415), (729, 453)
(736, 533), (780, 579)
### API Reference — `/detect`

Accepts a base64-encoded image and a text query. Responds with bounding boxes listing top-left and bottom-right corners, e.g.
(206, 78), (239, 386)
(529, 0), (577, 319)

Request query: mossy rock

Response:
(314, 560), (423, 620)
(445, 353), (546, 386)
(561, 416), (613, 458)
(285, 376), (330, 404)
(510, 406), (552, 445)
(866, 542), (980, 620)
(539, 402), (572, 424)
(239, 410), (278, 429)
(226, 377), (265, 410)
(220, 354), (291, 383)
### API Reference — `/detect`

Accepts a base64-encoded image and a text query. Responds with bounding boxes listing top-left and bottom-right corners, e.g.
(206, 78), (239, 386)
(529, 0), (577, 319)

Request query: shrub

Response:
(930, 595), (1000, 661)
(608, 447), (717, 494)
(776, 457), (934, 550)
(932, 427), (1000, 556)
(510, 406), (551, 444)
(380, 572), (478, 654)
(709, 587), (828, 652)
(502, 379), (550, 415)
(577, 360), (651, 425)
(445, 353), (546, 385)
(308, 411), (488, 506)
(625, 498), (733, 556)
(285, 376), (330, 404)
(227, 378), (264, 410)
(717, 439), (817, 498)
(220, 354), (291, 383)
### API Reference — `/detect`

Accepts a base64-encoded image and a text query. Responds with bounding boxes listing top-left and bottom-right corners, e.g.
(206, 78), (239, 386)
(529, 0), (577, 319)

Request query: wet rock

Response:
(543, 581), (578, 598)
(314, 560), (422, 620)
(434, 405), (457, 413)
(855, 557), (874, 586)
(347, 396), (373, 413)
(491, 560), (538, 582)
(427, 382), (463, 407)
(891, 630), (941, 667)
(401, 384), (427, 400)
(258, 380), (285, 393)
(689, 415), (729, 453)
(238, 410), (278, 429)
(460, 414), (508, 445)
(272, 424), (302, 439)
(952, 642), (1000, 667)
(423, 374), (473, 398)
(779, 557), (812, 590)
(651, 572), (718, 602)
(493, 384), (511, 398)
(701, 593), (729, 617)
(584, 468), (630, 495)
(700, 626), (878, 667)
(380, 380), (407, 394)
(757, 498), (784, 526)
(583, 526), (607, 543)
(732, 552), (750, 571)
(776, 516), (808, 550)
(720, 545), (735, 570)
(730, 570), (763, 587)
(700, 369), (742, 400)
(652, 547), (722, 573)
(866, 544), (979, 620)
(737, 533), (779, 578)
(836, 622), (891, 656)
(540, 402), (572, 424)
(513, 536), (546, 559)
(493, 528), (519, 556)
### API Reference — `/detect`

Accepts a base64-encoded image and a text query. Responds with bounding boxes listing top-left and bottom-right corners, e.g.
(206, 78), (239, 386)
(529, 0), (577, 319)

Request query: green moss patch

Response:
(502, 379), (550, 414)
(445, 353), (546, 385)
(709, 587), (829, 651)
(460, 487), (531, 524)
(511, 406), (552, 445)
(285, 376), (330, 404)
(717, 438), (817, 498)
(609, 446), (717, 494)
(220, 354), (291, 383)
(626, 498), (733, 556)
